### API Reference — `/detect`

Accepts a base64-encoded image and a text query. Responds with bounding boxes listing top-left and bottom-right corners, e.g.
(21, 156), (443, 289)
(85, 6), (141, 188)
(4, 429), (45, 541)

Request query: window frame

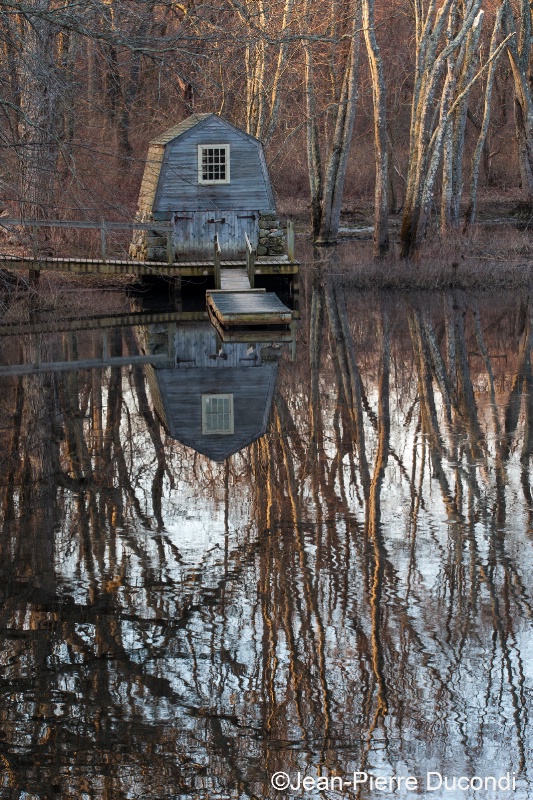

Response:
(201, 393), (234, 435)
(197, 144), (231, 185)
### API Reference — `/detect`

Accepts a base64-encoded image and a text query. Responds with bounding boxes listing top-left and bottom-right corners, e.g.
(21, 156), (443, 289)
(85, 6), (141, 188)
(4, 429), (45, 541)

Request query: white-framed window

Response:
(198, 144), (230, 184)
(202, 394), (234, 434)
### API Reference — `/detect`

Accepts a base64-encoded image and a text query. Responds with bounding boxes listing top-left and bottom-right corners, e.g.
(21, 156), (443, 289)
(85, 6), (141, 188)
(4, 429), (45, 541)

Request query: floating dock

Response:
(207, 290), (293, 327)
(207, 263), (293, 329)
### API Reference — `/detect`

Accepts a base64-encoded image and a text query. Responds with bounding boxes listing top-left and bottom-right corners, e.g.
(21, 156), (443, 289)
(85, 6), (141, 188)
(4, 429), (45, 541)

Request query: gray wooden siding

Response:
(153, 118), (275, 212)
(154, 364), (278, 461)
(173, 323), (262, 368)
(173, 211), (259, 258)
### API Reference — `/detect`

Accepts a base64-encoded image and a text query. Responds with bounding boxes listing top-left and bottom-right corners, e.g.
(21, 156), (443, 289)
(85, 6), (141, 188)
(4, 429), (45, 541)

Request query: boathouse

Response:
(130, 113), (286, 262)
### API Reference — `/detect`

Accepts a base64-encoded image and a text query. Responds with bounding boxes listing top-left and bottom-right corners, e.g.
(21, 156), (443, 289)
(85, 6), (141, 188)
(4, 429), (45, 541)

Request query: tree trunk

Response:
(465, 4), (505, 226)
(304, 0), (362, 244)
(400, 0), (483, 257)
(504, 0), (533, 205)
(362, 0), (389, 255)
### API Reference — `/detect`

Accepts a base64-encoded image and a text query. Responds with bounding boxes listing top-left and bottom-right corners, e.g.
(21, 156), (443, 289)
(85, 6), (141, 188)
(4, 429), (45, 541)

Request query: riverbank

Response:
(297, 218), (533, 290)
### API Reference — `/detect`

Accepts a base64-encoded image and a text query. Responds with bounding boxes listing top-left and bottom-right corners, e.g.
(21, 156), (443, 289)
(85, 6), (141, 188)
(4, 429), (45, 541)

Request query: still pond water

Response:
(0, 278), (532, 799)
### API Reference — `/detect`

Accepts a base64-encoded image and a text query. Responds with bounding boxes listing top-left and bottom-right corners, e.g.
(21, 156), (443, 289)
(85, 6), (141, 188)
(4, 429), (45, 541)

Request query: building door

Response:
(172, 211), (259, 260)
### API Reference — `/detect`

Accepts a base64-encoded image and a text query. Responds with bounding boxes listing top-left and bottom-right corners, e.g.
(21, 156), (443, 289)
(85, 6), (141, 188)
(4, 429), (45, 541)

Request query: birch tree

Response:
(440, 3), (485, 231)
(400, 0), (484, 257)
(229, 0), (296, 146)
(362, 0), (389, 255)
(465, 3), (505, 226)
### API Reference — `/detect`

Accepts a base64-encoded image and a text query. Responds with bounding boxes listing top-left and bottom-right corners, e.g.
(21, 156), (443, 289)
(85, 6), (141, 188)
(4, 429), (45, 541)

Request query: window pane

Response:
(199, 146), (228, 183)
(202, 395), (233, 434)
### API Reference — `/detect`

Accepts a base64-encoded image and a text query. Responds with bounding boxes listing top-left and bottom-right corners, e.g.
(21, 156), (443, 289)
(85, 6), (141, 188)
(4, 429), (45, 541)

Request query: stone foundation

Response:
(129, 214), (150, 261)
(257, 211), (286, 257)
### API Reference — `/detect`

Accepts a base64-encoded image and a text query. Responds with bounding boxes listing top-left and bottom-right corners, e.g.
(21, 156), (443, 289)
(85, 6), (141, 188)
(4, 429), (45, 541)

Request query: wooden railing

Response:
(244, 231), (256, 288)
(213, 233), (221, 289)
(0, 216), (173, 264)
(0, 217), (172, 231)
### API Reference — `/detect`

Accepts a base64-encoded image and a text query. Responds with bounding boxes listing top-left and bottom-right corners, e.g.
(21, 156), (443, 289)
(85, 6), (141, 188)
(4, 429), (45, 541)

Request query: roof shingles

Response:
(149, 113), (213, 146)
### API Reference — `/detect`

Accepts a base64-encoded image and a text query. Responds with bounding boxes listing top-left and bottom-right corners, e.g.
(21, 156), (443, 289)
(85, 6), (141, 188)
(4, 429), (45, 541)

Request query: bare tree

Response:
(440, 3), (485, 232)
(302, 0), (362, 243)
(465, 3), (506, 226)
(16, 0), (63, 218)
(362, 0), (389, 255)
(230, 0), (296, 146)
(400, 0), (484, 257)
(502, 0), (533, 206)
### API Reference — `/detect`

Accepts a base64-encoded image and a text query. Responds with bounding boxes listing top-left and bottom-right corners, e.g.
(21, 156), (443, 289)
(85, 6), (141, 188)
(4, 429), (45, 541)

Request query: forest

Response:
(0, 0), (532, 260)
(2, 4), (533, 796)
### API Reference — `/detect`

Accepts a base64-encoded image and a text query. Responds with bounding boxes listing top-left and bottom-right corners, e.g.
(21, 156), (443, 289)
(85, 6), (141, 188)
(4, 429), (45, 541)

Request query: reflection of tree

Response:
(0, 287), (532, 796)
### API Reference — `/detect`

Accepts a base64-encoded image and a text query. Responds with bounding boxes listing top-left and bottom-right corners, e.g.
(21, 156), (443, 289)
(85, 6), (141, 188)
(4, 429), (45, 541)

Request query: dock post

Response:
(287, 220), (295, 262)
(100, 221), (107, 264)
(27, 226), (42, 293)
(170, 276), (182, 311)
(289, 321), (297, 362)
(35, 333), (41, 368)
(29, 269), (40, 289)
(245, 231), (255, 289)
(101, 331), (108, 363)
(167, 322), (176, 367)
(213, 234), (221, 289)
(166, 230), (174, 265)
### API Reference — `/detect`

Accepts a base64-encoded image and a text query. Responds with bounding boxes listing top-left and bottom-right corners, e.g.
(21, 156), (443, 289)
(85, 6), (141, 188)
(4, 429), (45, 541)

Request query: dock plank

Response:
(220, 268), (251, 291)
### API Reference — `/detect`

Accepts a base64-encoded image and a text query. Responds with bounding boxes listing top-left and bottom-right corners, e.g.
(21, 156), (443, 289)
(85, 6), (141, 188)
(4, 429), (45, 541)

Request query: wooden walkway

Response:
(220, 267), (253, 291)
(0, 252), (298, 279)
(0, 309), (208, 337)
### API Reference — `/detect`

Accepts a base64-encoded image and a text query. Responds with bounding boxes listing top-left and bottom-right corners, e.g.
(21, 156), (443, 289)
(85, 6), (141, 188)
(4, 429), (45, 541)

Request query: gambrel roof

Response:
(137, 113), (275, 217)
(149, 113), (263, 146)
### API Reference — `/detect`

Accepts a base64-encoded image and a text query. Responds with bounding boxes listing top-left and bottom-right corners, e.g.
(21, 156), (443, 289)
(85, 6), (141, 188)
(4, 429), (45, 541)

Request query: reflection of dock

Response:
(0, 309), (207, 337)
(0, 307), (296, 376)
(0, 310), (187, 376)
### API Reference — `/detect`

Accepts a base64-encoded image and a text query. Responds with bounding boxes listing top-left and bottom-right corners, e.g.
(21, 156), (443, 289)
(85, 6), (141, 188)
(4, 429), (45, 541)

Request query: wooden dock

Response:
(207, 262), (293, 328)
(220, 267), (253, 291)
(0, 252), (298, 279)
(207, 290), (292, 327)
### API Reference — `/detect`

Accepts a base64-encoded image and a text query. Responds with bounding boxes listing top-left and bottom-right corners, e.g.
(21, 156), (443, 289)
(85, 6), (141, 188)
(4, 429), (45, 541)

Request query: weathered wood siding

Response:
(154, 364), (278, 461)
(173, 323), (261, 368)
(172, 211), (259, 259)
(153, 116), (275, 212)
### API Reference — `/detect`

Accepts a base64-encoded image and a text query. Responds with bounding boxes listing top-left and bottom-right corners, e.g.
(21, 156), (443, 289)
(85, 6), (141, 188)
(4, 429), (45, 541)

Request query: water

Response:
(0, 280), (532, 799)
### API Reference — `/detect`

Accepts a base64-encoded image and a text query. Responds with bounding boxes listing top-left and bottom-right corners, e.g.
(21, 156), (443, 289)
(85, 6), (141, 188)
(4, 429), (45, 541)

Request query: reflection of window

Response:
(198, 145), (230, 184)
(202, 394), (234, 434)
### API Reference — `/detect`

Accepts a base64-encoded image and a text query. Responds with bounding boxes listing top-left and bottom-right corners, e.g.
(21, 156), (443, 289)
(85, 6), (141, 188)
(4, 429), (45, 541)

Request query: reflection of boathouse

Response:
(144, 322), (278, 461)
